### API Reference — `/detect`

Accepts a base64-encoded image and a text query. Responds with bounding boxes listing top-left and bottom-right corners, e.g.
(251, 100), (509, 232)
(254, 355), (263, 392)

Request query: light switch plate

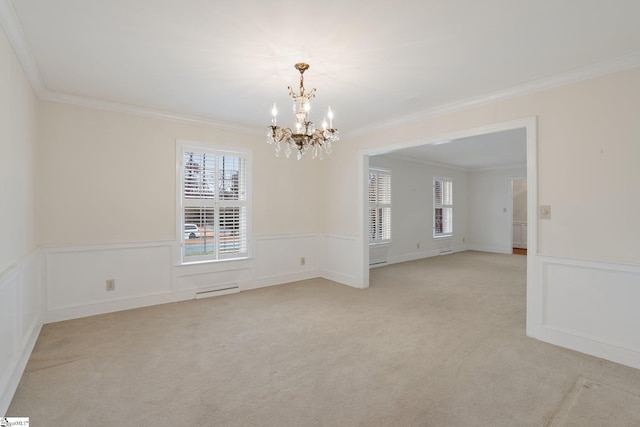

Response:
(540, 205), (551, 220)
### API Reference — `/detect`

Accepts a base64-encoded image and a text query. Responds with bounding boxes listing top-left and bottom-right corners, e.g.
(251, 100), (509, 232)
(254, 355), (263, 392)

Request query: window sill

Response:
(175, 256), (251, 270)
(369, 241), (392, 247)
(433, 235), (453, 240)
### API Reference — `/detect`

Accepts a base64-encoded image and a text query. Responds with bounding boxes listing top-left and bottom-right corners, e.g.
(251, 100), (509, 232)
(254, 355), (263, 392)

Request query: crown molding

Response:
(468, 164), (527, 173)
(3, 0), (639, 137)
(40, 89), (263, 135)
(0, 0), (45, 94)
(380, 153), (527, 173)
(347, 51), (640, 138)
(0, 0), (261, 134)
(381, 152), (525, 173)
(381, 152), (468, 172)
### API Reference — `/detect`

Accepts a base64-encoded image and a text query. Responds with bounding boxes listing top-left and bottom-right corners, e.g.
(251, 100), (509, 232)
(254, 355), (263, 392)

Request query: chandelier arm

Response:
(268, 63), (337, 160)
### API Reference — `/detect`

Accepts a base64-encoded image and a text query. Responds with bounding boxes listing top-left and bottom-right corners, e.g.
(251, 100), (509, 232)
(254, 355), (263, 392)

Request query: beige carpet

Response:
(7, 251), (640, 426)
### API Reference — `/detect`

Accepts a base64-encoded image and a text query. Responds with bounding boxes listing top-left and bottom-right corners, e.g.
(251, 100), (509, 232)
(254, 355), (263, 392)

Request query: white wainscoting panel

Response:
(385, 245), (469, 265)
(467, 244), (513, 254)
(174, 257), (252, 292)
(246, 234), (321, 290)
(322, 234), (361, 288)
(45, 242), (174, 322)
(0, 249), (43, 416)
(513, 222), (527, 249)
(535, 256), (640, 369)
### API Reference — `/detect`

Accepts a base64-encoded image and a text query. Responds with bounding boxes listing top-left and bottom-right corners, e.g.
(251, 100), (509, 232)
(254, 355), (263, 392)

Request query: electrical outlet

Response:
(300, 257), (305, 266)
(540, 205), (551, 220)
(106, 279), (115, 291)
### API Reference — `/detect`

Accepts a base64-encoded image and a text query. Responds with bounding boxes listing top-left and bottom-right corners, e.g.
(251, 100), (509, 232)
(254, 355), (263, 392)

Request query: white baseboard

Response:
(44, 290), (198, 323)
(0, 248), (43, 417)
(531, 255), (640, 370)
(467, 244), (512, 254)
(242, 269), (320, 291)
(382, 245), (468, 266)
(537, 324), (640, 370)
(321, 234), (362, 288)
(1, 321), (42, 416)
(321, 269), (362, 288)
(43, 235), (324, 322)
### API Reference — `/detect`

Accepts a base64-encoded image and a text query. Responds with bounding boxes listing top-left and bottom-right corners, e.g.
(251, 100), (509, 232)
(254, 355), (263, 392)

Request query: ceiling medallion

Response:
(267, 63), (339, 160)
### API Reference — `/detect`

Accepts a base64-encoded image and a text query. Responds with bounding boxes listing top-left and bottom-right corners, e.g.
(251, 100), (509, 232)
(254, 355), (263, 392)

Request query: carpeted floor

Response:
(7, 251), (640, 426)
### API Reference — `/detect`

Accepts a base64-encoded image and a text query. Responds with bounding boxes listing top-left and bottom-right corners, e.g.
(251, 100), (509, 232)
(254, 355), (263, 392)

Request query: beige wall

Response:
(37, 102), (324, 247)
(325, 67), (640, 264)
(0, 26), (38, 274)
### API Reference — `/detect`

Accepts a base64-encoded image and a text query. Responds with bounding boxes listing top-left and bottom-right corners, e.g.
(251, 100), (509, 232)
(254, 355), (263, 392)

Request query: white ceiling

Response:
(380, 128), (526, 170)
(4, 0), (640, 135)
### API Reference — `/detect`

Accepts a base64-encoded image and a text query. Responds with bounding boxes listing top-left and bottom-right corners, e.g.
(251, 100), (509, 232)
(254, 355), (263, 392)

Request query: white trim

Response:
(469, 164), (527, 173)
(1, 321), (41, 417)
(385, 245), (468, 265)
(347, 52), (640, 137)
(242, 270), (320, 291)
(43, 240), (175, 253)
(321, 269), (361, 288)
(41, 90), (262, 135)
(249, 233), (322, 289)
(382, 153), (525, 173)
(361, 118), (537, 156)
(381, 153), (469, 171)
(0, 0), (45, 94)
(44, 289), (196, 324)
(360, 116), (538, 333)
(525, 119), (538, 337)
(176, 140), (252, 264)
(322, 233), (359, 241)
(321, 234), (362, 288)
(467, 244), (512, 255)
(1, 1), (637, 142)
(0, 248), (43, 416)
(534, 255), (640, 370)
(254, 233), (319, 241)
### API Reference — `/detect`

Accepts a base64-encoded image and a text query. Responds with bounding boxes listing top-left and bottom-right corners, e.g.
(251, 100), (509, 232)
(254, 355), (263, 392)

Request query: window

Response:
(433, 177), (453, 238)
(178, 141), (249, 263)
(369, 168), (391, 244)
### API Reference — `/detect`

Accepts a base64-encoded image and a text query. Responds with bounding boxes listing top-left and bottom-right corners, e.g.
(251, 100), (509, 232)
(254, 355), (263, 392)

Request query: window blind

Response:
(182, 148), (248, 262)
(369, 169), (391, 243)
(434, 178), (453, 238)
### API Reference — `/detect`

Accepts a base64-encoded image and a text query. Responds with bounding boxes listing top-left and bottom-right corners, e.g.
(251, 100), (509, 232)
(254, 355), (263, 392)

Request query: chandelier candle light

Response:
(267, 63), (339, 160)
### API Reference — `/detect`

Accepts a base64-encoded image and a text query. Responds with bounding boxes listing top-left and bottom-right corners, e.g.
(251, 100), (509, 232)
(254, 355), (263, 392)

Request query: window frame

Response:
(368, 167), (392, 245)
(433, 176), (453, 239)
(176, 140), (251, 264)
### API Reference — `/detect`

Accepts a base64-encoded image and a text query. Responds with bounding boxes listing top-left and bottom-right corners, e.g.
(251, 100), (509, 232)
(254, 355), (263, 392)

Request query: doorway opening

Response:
(359, 117), (537, 334)
(511, 178), (527, 255)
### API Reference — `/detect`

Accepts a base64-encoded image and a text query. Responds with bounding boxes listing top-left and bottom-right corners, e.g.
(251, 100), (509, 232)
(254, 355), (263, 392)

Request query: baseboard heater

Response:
(196, 285), (239, 299)
(369, 260), (388, 268)
(439, 249), (453, 255)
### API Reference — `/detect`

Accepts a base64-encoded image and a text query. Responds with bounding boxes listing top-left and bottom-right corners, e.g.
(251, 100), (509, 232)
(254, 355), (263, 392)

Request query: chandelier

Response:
(267, 63), (339, 160)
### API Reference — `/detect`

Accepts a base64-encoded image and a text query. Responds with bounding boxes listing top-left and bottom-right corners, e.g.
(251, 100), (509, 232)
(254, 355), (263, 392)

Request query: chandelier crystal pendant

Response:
(267, 63), (339, 160)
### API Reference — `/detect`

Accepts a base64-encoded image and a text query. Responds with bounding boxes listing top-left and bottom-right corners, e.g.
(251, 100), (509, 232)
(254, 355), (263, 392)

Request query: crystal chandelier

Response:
(267, 63), (339, 160)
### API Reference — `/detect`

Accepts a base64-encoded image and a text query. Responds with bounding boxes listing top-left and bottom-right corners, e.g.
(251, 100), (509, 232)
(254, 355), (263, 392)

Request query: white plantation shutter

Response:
(181, 145), (249, 262)
(434, 177), (453, 238)
(369, 168), (391, 243)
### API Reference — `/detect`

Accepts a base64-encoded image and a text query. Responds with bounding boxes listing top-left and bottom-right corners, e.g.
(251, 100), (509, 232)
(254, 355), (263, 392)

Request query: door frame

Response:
(358, 116), (538, 335)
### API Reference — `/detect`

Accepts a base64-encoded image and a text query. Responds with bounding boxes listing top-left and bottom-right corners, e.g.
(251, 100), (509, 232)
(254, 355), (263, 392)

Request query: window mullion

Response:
(180, 143), (249, 263)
